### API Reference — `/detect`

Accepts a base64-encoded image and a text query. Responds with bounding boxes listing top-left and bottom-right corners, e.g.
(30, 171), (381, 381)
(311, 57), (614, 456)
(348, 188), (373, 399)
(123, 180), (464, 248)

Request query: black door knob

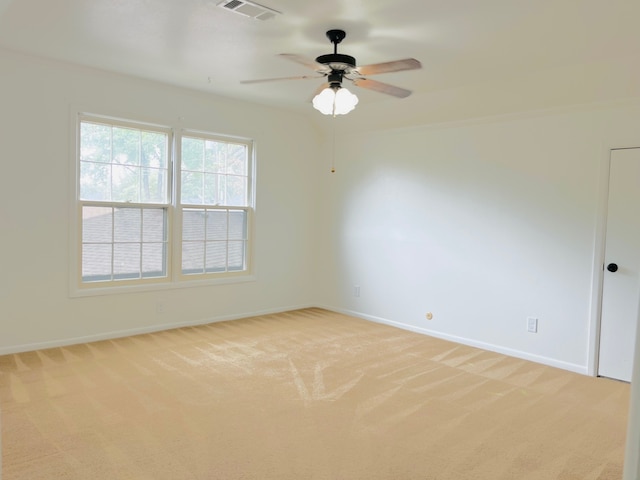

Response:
(607, 263), (618, 272)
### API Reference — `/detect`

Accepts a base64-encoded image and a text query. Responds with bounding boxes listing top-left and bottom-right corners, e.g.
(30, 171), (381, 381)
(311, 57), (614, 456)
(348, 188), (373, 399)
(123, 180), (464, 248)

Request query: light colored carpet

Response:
(0, 308), (630, 479)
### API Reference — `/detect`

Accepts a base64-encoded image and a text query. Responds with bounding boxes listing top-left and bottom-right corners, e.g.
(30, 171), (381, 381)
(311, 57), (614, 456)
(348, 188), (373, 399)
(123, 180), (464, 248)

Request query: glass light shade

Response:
(312, 86), (359, 116)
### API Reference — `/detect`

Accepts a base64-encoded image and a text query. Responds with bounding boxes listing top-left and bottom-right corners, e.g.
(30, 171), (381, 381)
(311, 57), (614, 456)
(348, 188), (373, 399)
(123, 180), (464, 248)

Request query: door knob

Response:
(606, 263), (618, 272)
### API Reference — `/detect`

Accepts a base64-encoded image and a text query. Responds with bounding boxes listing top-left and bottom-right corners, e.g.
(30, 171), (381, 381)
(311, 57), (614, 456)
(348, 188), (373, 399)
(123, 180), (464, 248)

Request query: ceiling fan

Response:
(241, 29), (422, 115)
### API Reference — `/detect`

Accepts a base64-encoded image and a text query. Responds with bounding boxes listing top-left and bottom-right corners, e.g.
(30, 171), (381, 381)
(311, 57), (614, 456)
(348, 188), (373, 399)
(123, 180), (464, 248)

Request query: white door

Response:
(598, 147), (640, 382)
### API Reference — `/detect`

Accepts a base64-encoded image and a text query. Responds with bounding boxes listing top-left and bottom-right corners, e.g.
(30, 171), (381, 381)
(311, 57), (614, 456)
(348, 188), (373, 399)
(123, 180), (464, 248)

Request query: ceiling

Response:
(1, 0), (639, 121)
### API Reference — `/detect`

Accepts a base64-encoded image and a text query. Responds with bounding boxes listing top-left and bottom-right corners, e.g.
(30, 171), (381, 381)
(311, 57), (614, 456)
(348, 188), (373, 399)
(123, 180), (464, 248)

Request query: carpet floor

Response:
(0, 308), (630, 479)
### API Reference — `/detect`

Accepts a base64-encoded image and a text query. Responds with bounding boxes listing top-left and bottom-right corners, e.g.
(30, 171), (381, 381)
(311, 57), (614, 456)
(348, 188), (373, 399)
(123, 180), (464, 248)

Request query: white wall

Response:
(317, 102), (640, 373)
(0, 48), (322, 352)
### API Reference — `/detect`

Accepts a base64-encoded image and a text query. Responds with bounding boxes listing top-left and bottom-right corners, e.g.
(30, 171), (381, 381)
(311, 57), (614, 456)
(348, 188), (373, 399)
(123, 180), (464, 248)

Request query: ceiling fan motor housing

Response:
(316, 29), (356, 72)
(315, 53), (356, 70)
(327, 72), (343, 88)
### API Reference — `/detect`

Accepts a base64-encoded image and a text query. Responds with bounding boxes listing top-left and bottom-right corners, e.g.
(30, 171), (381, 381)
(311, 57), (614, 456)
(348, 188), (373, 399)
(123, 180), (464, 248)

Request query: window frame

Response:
(69, 111), (256, 297)
(175, 129), (254, 282)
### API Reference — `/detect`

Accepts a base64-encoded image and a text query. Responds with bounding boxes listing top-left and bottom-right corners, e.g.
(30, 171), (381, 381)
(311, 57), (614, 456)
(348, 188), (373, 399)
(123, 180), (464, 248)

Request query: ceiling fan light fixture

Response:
(312, 86), (358, 116)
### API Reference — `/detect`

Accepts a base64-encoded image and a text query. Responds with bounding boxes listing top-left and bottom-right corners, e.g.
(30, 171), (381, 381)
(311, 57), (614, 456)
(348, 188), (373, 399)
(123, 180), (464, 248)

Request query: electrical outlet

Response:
(527, 317), (538, 333)
(353, 285), (360, 297)
(156, 302), (165, 314)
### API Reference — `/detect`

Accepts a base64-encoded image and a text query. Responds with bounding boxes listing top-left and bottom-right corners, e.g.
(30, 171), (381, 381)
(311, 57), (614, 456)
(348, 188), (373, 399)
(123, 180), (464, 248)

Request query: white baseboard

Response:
(0, 304), (315, 356)
(0, 303), (590, 376)
(321, 305), (589, 376)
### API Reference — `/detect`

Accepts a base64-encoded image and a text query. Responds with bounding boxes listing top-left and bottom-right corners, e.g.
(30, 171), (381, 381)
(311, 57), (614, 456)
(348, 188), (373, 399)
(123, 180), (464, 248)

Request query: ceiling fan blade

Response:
(279, 54), (331, 73)
(355, 58), (422, 76)
(351, 78), (412, 98)
(240, 75), (324, 85)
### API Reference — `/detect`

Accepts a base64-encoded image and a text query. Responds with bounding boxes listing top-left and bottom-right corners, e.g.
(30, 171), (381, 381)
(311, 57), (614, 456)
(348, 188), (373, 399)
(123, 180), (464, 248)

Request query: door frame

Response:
(588, 144), (640, 376)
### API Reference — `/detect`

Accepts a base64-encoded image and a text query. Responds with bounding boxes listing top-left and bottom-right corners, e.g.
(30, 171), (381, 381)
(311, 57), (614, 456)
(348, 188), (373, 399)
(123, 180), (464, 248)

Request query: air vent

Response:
(217, 0), (281, 20)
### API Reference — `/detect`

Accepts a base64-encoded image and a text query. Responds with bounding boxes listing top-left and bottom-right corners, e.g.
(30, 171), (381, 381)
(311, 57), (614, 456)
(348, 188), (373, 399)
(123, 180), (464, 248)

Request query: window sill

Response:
(69, 273), (257, 298)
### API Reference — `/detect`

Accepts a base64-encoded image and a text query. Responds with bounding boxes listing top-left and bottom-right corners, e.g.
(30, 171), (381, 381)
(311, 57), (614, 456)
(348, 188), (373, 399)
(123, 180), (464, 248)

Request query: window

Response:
(75, 114), (253, 291)
(179, 134), (250, 275)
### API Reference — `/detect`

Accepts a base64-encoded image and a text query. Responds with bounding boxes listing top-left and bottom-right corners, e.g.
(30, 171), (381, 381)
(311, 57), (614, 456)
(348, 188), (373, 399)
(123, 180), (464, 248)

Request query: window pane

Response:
(112, 127), (140, 166)
(206, 242), (226, 272)
(204, 173), (219, 205)
(181, 171), (203, 204)
(182, 242), (204, 274)
(206, 210), (227, 240)
(204, 140), (225, 173)
(80, 162), (111, 201)
(83, 206), (112, 243)
(227, 144), (247, 175)
(182, 137), (204, 171)
(142, 243), (166, 278)
(82, 244), (112, 281)
(228, 241), (245, 271)
(81, 206), (167, 282)
(143, 208), (166, 242)
(228, 210), (247, 240)
(140, 167), (166, 203)
(183, 209), (205, 241)
(114, 208), (141, 243)
(141, 131), (167, 169)
(225, 175), (247, 206)
(112, 165), (140, 203)
(80, 122), (111, 163)
(80, 120), (169, 206)
(114, 243), (141, 278)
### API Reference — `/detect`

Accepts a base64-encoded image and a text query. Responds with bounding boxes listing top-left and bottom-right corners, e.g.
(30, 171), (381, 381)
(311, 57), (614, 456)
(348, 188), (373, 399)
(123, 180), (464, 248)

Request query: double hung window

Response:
(75, 114), (253, 291)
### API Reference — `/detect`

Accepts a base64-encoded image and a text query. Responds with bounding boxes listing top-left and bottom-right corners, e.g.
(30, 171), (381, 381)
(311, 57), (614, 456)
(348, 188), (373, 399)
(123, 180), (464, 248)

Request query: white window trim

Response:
(68, 110), (256, 298)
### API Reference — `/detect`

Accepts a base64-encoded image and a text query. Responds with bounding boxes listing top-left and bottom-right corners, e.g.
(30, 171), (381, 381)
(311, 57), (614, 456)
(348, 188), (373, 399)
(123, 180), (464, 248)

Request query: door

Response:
(598, 147), (640, 382)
